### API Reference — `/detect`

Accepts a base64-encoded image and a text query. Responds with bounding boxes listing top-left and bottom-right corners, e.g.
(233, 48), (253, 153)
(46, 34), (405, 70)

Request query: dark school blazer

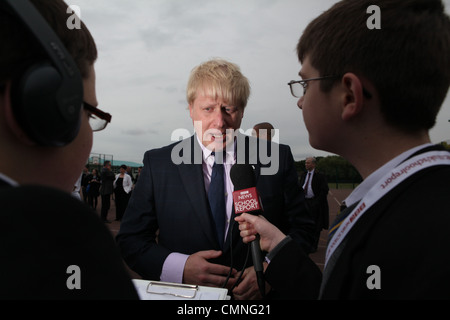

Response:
(265, 146), (450, 299)
(0, 183), (138, 300)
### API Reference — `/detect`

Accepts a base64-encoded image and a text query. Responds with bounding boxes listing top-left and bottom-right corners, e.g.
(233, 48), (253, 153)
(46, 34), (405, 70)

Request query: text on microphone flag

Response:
(232, 187), (261, 214)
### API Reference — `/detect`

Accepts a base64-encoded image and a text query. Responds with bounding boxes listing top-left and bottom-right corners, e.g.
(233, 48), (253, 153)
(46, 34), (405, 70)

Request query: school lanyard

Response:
(325, 150), (450, 267)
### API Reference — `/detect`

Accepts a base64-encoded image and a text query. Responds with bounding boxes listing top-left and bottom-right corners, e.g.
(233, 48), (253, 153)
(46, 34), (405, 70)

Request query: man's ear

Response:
(340, 73), (365, 121)
(1, 81), (36, 146)
(188, 103), (194, 120)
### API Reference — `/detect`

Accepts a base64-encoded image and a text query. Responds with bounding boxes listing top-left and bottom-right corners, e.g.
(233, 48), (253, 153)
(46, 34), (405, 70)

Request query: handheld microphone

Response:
(230, 164), (265, 296)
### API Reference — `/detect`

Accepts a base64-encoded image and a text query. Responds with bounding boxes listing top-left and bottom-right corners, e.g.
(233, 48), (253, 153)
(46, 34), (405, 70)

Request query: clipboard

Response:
(132, 279), (230, 300)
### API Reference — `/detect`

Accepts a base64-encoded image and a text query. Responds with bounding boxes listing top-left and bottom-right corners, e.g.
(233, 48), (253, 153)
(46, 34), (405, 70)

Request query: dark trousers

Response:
(305, 198), (322, 253)
(101, 194), (111, 221)
(88, 194), (98, 209)
(114, 191), (129, 221)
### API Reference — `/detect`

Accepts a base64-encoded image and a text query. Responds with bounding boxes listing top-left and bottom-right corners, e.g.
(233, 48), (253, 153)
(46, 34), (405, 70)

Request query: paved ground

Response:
(92, 188), (353, 278)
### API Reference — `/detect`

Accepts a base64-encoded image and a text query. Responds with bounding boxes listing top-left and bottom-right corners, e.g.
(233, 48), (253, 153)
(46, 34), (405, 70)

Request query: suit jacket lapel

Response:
(235, 133), (262, 180)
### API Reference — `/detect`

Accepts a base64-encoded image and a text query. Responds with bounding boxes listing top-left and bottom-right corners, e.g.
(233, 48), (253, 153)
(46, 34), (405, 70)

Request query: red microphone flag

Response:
(232, 187), (262, 214)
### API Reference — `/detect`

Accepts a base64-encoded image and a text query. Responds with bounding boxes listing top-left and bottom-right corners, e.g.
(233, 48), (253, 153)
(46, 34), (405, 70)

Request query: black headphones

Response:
(3, 0), (83, 147)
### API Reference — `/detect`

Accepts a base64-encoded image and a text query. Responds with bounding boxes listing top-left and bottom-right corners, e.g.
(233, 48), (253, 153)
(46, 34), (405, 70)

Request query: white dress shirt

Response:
(302, 169), (315, 199)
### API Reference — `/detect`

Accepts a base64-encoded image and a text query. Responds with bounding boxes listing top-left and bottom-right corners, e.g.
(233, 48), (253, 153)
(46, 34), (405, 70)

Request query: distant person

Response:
(298, 157), (329, 253)
(126, 166), (134, 181)
(134, 166), (142, 185)
(238, 0), (450, 299)
(114, 165), (132, 221)
(116, 58), (314, 300)
(72, 173), (82, 200)
(126, 166), (135, 195)
(100, 160), (115, 223)
(81, 165), (90, 203)
(87, 169), (101, 210)
(252, 122), (275, 141)
(0, 0), (137, 299)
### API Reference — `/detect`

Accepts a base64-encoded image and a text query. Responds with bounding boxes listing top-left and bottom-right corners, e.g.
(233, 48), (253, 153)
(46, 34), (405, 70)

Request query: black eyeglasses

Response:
(287, 75), (372, 99)
(83, 102), (112, 132)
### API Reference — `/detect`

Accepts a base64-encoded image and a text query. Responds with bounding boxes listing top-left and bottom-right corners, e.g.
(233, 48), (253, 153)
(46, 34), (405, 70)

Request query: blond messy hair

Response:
(186, 58), (251, 109)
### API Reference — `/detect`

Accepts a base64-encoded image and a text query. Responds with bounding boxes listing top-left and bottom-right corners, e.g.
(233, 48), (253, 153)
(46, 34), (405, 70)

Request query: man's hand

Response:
(183, 250), (237, 289)
(232, 265), (271, 300)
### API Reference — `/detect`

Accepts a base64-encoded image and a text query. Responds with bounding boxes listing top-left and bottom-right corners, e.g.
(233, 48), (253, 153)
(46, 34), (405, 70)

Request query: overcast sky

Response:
(72, 0), (450, 164)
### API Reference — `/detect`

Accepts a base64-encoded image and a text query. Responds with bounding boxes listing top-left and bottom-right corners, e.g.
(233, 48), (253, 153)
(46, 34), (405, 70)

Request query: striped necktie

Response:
(208, 152), (226, 248)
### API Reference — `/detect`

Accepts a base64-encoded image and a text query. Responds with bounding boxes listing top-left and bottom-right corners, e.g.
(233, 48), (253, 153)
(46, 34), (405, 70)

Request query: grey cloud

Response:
(122, 128), (159, 136)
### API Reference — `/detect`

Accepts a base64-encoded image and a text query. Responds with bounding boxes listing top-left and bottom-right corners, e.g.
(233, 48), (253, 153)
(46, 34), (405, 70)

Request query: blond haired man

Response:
(117, 59), (314, 299)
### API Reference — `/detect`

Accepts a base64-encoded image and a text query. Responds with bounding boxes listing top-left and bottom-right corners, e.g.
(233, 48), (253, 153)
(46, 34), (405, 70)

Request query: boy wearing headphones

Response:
(0, 0), (137, 299)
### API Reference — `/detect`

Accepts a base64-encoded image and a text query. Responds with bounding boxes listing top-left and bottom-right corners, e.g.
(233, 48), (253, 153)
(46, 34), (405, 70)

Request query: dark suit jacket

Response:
(99, 167), (115, 195)
(0, 182), (138, 300)
(265, 239), (322, 299)
(116, 134), (315, 280)
(265, 146), (450, 299)
(299, 170), (329, 229)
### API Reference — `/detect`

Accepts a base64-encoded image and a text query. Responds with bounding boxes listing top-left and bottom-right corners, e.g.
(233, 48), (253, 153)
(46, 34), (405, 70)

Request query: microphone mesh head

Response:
(230, 164), (256, 190)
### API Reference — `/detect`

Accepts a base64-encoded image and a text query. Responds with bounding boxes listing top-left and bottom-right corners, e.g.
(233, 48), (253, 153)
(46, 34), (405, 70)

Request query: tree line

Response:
(295, 141), (450, 187)
(295, 155), (362, 187)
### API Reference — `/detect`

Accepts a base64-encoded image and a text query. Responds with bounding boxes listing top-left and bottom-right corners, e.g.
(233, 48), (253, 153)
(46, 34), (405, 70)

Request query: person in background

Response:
(87, 168), (101, 210)
(126, 166), (134, 181)
(134, 166), (142, 185)
(71, 173), (82, 200)
(252, 122), (275, 141)
(81, 165), (90, 203)
(298, 157), (329, 253)
(114, 164), (132, 221)
(100, 160), (115, 223)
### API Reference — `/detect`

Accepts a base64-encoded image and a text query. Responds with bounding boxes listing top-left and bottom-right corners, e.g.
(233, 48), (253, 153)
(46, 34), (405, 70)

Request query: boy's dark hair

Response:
(297, 0), (450, 133)
(0, 0), (97, 84)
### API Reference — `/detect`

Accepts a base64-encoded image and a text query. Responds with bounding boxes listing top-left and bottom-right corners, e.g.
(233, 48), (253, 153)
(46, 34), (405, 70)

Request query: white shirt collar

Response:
(345, 143), (433, 207)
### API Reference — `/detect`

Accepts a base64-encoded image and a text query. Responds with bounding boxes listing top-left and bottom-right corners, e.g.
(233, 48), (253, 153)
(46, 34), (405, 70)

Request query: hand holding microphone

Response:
(230, 164), (266, 296)
(235, 213), (287, 253)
